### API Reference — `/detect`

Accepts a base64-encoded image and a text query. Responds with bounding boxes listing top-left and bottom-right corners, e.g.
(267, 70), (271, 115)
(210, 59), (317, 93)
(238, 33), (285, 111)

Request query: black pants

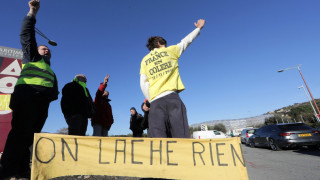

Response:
(132, 130), (143, 137)
(148, 93), (190, 138)
(0, 89), (49, 178)
(65, 114), (88, 136)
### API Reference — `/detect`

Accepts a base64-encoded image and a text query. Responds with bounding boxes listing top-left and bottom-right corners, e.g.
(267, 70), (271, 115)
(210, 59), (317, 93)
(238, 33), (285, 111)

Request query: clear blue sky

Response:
(2, 0), (320, 135)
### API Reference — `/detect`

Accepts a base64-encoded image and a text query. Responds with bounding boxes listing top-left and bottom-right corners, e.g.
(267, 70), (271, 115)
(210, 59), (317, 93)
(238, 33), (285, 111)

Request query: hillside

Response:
(191, 98), (320, 130)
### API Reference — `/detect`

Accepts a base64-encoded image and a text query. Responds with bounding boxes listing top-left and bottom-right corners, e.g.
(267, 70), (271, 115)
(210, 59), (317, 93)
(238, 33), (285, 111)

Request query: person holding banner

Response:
(91, 74), (114, 137)
(0, 0), (59, 179)
(140, 19), (206, 138)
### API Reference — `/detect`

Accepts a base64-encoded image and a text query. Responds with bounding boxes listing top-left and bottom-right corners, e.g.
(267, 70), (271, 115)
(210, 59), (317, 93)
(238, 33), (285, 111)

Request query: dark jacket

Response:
(141, 99), (150, 130)
(91, 83), (114, 130)
(130, 112), (144, 132)
(61, 81), (94, 118)
(13, 15), (58, 103)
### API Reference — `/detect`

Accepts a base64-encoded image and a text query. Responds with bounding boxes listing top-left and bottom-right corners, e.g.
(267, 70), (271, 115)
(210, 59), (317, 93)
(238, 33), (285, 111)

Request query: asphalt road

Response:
(242, 144), (320, 180)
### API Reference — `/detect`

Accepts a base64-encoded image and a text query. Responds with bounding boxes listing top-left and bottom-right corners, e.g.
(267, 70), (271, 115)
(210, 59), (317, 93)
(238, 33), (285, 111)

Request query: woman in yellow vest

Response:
(0, 1), (58, 179)
(140, 19), (205, 138)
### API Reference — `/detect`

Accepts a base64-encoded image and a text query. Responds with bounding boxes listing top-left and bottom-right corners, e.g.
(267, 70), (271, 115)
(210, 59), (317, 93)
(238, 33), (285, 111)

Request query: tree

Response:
(189, 126), (201, 135)
(213, 123), (227, 133)
(265, 115), (282, 125)
(288, 105), (313, 120)
(253, 123), (264, 128)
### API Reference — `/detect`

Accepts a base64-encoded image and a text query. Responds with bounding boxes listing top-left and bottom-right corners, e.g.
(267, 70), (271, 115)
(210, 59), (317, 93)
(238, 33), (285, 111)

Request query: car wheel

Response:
(245, 140), (249, 146)
(249, 140), (255, 148)
(269, 139), (281, 151)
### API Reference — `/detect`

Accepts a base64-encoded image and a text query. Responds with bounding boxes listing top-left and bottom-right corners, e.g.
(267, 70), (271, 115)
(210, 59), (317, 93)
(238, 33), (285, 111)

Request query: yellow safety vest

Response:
(16, 58), (55, 87)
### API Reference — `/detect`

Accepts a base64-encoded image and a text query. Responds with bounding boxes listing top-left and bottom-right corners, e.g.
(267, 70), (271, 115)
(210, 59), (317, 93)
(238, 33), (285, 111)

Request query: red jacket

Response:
(91, 83), (114, 130)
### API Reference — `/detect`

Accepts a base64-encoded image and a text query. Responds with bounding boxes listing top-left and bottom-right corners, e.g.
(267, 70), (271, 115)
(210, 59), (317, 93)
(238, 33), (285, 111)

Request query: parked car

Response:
(240, 128), (257, 145)
(193, 130), (227, 139)
(248, 123), (320, 151)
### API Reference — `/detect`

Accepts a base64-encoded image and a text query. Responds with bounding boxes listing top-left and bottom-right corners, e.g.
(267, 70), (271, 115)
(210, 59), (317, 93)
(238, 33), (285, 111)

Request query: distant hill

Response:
(190, 98), (320, 130)
(271, 99), (320, 116)
(190, 114), (273, 131)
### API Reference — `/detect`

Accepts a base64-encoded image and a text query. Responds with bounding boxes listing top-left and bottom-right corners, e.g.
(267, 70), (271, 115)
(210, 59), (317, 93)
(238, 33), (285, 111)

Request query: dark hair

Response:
(146, 36), (167, 51)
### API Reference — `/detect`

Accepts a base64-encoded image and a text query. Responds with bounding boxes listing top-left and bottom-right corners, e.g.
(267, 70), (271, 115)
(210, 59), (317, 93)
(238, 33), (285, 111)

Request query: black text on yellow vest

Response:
(16, 58), (55, 87)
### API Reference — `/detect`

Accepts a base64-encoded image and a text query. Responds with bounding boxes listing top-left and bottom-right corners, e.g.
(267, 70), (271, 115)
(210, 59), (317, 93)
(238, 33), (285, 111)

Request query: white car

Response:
(193, 130), (227, 139)
(240, 128), (257, 145)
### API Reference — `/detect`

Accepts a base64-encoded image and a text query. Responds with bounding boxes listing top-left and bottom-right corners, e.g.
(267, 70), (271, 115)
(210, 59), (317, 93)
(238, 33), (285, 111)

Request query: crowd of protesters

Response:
(0, 0), (205, 179)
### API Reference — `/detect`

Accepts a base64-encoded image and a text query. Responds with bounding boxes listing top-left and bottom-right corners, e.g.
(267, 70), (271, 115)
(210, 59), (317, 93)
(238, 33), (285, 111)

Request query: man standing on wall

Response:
(140, 19), (205, 138)
(0, 0), (59, 179)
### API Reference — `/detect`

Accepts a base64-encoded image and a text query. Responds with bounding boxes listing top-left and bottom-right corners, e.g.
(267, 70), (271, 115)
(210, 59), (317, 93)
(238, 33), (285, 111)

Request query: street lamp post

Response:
(278, 65), (320, 119)
(298, 85), (320, 122)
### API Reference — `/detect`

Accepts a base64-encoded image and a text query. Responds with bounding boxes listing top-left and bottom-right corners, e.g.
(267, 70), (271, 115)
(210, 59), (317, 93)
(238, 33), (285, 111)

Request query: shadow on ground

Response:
(291, 146), (320, 157)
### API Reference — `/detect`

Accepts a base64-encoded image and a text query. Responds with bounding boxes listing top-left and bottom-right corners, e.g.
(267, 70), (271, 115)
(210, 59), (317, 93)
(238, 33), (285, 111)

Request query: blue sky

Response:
(2, 0), (320, 135)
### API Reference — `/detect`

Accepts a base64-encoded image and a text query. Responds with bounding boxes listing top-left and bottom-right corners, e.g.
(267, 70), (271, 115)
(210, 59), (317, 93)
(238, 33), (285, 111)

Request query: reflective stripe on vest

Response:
(16, 58), (55, 87)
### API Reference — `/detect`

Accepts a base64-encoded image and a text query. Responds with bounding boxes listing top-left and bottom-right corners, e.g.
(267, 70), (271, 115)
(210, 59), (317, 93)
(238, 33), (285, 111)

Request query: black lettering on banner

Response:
(231, 144), (246, 167)
(132, 139), (144, 164)
(61, 138), (78, 161)
(216, 143), (228, 166)
(99, 139), (110, 164)
(115, 139), (126, 163)
(150, 140), (162, 165)
(192, 142), (205, 166)
(166, 141), (178, 166)
(209, 140), (214, 166)
(35, 137), (56, 164)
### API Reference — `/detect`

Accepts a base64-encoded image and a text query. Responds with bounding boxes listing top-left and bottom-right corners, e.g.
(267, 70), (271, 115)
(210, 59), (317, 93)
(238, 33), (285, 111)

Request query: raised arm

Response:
(20, 0), (42, 64)
(177, 19), (206, 55)
(28, 0), (40, 16)
(95, 74), (110, 102)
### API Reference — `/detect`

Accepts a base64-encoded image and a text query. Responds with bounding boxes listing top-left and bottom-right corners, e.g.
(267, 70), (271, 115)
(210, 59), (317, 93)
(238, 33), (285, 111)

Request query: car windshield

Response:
(214, 131), (221, 135)
(247, 129), (255, 134)
(278, 124), (313, 131)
